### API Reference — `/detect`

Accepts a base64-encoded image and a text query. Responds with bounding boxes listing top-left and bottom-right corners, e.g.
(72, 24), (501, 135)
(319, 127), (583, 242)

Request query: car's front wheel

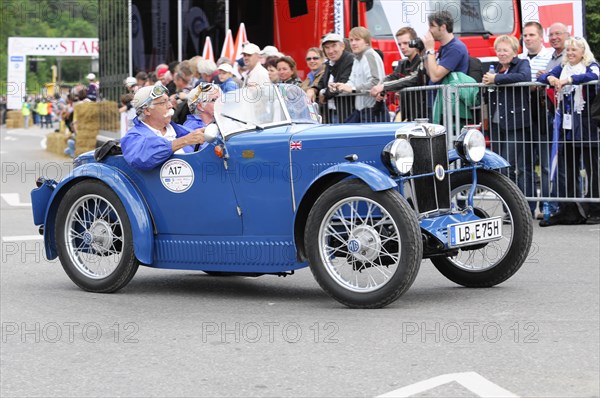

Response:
(431, 169), (533, 287)
(55, 180), (139, 292)
(305, 179), (422, 308)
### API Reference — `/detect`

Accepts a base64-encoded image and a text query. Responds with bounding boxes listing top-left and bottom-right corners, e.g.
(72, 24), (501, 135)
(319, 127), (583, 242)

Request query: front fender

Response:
(448, 149), (510, 169)
(42, 163), (154, 264)
(312, 162), (398, 192)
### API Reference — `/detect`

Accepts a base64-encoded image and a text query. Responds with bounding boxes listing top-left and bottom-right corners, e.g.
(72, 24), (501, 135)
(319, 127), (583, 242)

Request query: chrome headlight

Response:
(382, 139), (414, 175)
(455, 129), (485, 163)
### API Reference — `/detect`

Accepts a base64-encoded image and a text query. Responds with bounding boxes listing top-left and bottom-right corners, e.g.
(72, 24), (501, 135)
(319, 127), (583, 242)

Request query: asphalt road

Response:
(1, 125), (599, 397)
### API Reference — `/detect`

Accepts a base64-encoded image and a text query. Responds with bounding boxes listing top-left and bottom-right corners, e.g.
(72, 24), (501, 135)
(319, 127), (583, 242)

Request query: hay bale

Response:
(6, 120), (17, 129)
(74, 137), (97, 156)
(46, 133), (69, 156)
(6, 110), (22, 121)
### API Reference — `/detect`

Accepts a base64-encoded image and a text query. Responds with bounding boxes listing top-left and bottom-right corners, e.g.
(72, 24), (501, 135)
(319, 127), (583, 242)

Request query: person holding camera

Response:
(422, 11), (469, 83)
(370, 27), (427, 121)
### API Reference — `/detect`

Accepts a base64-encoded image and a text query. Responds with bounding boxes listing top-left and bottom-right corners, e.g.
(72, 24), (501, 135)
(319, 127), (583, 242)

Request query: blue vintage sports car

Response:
(31, 85), (532, 308)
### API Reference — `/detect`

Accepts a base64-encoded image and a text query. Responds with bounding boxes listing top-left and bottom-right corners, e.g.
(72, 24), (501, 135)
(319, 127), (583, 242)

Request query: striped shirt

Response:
(519, 46), (553, 81)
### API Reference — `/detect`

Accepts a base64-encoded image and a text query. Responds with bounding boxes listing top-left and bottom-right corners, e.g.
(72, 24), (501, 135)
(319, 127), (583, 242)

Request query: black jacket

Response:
(383, 55), (425, 92)
(314, 50), (355, 122)
(489, 57), (532, 130)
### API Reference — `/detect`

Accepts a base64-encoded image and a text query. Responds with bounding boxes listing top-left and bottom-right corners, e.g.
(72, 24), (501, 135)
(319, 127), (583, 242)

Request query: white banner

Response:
(7, 37), (99, 109)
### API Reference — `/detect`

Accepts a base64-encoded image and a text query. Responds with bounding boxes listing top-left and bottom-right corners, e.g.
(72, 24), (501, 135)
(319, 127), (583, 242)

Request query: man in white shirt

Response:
(121, 83), (206, 170)
(518, 21), (555, 218)
(519, 21), (553, 81)
(241, 43), (271, 88)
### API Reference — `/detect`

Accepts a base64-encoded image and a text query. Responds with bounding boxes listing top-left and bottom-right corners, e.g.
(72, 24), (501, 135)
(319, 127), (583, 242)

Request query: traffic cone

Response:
(202, 36), (215, 63)
(233, 22), (248, 61)
(221, 29), (236, 61)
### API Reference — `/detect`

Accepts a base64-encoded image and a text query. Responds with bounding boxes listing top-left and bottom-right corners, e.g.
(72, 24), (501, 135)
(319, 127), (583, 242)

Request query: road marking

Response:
(377, 372), (518, 398)
(4, 136), (17, 141)
(1, 193), (32, 207)
(2, 235), (44, 242)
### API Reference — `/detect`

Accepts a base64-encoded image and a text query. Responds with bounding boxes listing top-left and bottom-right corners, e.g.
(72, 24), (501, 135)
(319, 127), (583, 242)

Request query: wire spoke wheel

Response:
(319, 197), (401, 292)
(431, 170), (533, 287)
(306, 180), (422, 308)
(447, 186), (513, 271)
(56, 180), (139, 293)
(65, 194), (124, 279)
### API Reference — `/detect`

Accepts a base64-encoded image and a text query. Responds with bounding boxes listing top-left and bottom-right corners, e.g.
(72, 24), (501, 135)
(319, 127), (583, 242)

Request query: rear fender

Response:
(42, 164), (154, 264)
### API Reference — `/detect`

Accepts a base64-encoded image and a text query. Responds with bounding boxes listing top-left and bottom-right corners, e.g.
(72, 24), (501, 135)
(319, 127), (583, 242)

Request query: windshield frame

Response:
(214, 84), (318, 140)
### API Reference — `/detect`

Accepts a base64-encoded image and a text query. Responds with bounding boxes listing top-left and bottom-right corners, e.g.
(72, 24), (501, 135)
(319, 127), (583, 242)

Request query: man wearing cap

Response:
(260, 45), (283, 64)
(120, 84), (206, 171)
(241, 43), (271, 88)
(86, 73), (99, 102)
(216, 63), (238, 93)
(308, 33), (355, 123)
(184, 84), (222, 143)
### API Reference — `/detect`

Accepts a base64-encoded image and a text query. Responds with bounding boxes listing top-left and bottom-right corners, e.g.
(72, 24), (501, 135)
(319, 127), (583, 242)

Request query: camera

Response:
(408, 38), (425, 51)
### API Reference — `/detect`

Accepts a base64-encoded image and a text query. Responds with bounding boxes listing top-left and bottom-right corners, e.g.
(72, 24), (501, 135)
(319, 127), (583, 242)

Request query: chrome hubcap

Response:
(347, 225), (382, 262)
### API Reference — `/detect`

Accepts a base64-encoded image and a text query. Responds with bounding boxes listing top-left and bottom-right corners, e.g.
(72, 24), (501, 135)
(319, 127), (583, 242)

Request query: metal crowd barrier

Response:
(317, 81), (600, 206)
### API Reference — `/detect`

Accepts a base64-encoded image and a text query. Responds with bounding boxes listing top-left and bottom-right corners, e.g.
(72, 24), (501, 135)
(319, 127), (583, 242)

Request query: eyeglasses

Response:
(306, 56), (321, 61)
(151, 99), (170, 107)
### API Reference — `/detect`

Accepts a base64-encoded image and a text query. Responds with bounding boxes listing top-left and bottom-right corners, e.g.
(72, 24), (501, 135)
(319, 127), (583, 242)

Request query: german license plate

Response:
(448, 217), (502, 247)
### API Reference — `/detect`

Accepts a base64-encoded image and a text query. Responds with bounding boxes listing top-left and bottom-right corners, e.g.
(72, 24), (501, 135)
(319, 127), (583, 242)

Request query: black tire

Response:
(431, 169), (533, 287)
(55, 180), (139, 292)
(305, 179), (422, 308)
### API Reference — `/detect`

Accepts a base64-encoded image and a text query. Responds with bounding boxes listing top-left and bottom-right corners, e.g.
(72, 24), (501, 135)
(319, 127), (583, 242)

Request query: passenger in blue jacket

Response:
(184, 83), (221, 130)
(121, 83), (205, 171)
(537, 36), (600, 226)
(483, 35), (535, 216)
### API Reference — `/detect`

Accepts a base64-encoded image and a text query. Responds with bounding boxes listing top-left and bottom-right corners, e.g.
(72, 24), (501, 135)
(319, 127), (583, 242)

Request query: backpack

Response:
(467, 57), (484, 83)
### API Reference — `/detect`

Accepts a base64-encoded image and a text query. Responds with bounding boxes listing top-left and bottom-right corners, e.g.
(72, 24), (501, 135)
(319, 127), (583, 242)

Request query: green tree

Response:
(587, 0), (600, 58)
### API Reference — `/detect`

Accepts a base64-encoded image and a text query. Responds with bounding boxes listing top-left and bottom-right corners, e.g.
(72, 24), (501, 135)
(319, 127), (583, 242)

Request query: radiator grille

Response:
(409, 135), (450, 213)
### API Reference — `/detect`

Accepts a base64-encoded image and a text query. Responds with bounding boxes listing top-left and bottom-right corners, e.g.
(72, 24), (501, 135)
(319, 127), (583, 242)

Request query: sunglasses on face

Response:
(306, 56), (321, 61)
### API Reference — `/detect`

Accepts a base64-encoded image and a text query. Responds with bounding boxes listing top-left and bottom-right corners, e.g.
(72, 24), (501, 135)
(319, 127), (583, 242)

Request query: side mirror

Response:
(204, 123), (220, 143)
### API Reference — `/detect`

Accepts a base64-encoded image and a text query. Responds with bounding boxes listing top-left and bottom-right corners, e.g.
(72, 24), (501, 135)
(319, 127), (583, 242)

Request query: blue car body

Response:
(32, 120), (507, 274)
(32, 84), (528, 310)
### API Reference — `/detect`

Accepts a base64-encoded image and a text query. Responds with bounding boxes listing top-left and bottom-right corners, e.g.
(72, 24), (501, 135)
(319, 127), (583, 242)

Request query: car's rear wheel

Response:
(55, 180), (139, 292)
(305, 179), (422, 308)
(431, 169), (533, 287)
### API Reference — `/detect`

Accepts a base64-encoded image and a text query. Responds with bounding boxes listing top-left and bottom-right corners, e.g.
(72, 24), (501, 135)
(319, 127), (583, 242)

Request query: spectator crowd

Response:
(17, 11), (600, 225)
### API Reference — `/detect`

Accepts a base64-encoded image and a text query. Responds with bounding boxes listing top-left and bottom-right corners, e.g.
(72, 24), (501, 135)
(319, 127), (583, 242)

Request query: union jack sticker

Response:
(290, 141), (302, 150)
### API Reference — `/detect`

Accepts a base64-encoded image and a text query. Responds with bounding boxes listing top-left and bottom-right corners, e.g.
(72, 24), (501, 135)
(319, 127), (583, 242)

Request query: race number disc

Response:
(160, 159), (194, 193)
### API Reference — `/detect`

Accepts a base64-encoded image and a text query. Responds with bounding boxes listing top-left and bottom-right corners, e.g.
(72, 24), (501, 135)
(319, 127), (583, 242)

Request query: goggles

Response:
(188, 83), (217, 110)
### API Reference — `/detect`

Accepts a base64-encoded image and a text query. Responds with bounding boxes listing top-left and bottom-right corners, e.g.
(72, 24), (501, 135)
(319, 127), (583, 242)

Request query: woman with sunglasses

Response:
(300, 48), (325, 93)
(120, 83), (206, 171)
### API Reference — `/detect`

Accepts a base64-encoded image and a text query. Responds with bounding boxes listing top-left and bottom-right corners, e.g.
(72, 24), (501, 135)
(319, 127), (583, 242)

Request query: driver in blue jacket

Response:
(121, 82), (205, 170)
